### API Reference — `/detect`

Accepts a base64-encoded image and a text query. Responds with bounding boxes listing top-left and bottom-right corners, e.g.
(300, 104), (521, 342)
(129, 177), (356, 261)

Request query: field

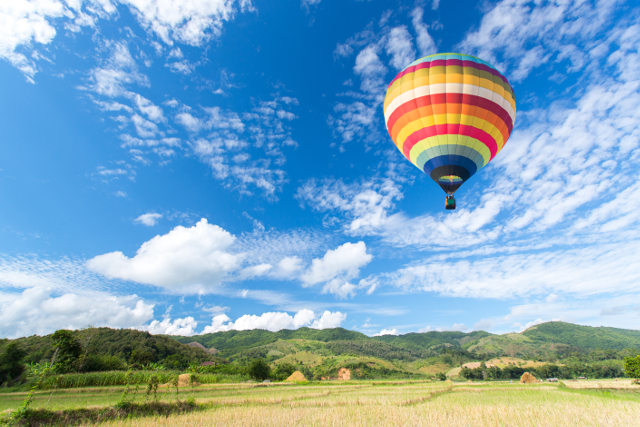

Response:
(2, 379), (640, 426)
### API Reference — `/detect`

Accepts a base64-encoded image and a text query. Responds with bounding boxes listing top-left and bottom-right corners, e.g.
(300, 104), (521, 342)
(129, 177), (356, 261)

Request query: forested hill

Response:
(522, 322), (640, 350)
(0, 327), (214, 368)
(372, 330), (492, 351)
(174, 327), (369, 357)
(174, 322), (640, 359)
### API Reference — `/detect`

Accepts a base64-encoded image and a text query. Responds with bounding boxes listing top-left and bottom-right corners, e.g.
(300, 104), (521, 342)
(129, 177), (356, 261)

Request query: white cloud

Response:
(0, 0), (66, 81)
(143, 316), (198, 336)
(301, 241), (372, 287)
(457, 0), (621, 81)
(133, 94), (165, 122)
(411, 6), (437, 57)
(353, 44), (387, 94)
(0, 255), (114, 293)
(0, 287), (154, 338)
(381, 240), (640, 299)
(301, 0), (321, 12)
(87, 218), (242, 292)
(84, 41), (149, 98)
(310, 310), (347, 329)
(135, 213), (163, 226)
(373, 328), (398, 336)
(296, 178), (403, 235)
(120, 0), (255, 46)
(385, 26), (415, 70)
(201, 309), (346, 333)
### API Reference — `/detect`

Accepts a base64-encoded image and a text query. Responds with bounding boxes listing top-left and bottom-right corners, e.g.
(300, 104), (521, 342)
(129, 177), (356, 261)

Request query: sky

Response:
(1, 0), (640, 339)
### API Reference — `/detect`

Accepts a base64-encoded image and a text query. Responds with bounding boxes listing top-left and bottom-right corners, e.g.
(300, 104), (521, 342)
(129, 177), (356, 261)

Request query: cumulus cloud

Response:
(87, 219), (241, 292)
(0, 287), (154, 338)
(201, 309), (346, 333)
(373, 328), (398, 336)
(143, 316), (198, 336)
(135, 213), (163, 226)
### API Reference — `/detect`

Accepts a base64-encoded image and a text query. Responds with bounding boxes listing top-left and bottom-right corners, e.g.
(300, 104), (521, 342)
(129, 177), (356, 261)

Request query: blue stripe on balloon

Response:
(422, 155), (478, 176)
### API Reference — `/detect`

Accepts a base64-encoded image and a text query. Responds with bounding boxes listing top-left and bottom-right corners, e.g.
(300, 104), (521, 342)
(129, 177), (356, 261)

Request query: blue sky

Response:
(1, 0), (640, 339)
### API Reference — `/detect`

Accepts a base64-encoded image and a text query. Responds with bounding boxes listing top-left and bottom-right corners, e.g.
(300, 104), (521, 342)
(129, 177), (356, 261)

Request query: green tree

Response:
(623, 355), (640, 382)
(130, 348), (154, 366)
(248, 358), (271, 381)
(51, 330), (82, 373)
(274, 363), (296, 381)
(0, 342), (27, 385)
(436, 372), (447, 381)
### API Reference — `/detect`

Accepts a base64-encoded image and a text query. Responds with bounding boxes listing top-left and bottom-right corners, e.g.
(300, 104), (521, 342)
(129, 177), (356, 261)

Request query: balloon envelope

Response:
(384, 53), (516, 194)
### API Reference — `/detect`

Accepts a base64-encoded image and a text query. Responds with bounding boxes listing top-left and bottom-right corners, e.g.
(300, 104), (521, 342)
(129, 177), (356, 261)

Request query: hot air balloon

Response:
(383, 53), (516, 210)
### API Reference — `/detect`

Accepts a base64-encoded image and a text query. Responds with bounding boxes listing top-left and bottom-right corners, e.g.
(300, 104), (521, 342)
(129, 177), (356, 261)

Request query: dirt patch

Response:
(285, 371), (307, 382)
(520, 372), (537, 384)
(337, 368), (351, 381)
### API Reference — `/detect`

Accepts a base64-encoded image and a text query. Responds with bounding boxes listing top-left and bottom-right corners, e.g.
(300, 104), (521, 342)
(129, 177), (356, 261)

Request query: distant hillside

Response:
(0, 327), (214, 368)
(174, 327), (369, 357)
(373, 330), (492, 352)
(522, 322), (640, 351)
(175, 322), (640, 362)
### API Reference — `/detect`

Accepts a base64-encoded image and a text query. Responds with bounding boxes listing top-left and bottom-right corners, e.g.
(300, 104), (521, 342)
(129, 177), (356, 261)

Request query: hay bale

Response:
(285, 371), (307, 382)
(520, 372), (537, 384)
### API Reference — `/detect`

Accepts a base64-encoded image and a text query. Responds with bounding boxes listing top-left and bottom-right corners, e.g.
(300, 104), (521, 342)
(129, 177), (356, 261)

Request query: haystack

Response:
(285, 371), (307, 382)
(160, 373), (196, 389)
(520, 372), (537, 384)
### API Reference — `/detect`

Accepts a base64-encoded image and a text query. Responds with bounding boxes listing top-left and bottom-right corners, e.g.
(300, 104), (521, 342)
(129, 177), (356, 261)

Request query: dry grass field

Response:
(2, 380), (639, 426)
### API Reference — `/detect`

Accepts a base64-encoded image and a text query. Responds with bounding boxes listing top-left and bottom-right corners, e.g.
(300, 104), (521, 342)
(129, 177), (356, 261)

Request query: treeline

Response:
(460, 361), (625, 381)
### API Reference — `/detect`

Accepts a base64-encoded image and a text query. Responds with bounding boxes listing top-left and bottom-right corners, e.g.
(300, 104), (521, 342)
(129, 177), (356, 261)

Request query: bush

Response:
(248, 359), (271, 381)
(436, 372), (447, 381)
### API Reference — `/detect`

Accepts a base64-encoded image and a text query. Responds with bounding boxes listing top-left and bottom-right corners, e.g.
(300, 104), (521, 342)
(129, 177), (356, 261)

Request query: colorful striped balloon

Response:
(384, 53), (516, 194)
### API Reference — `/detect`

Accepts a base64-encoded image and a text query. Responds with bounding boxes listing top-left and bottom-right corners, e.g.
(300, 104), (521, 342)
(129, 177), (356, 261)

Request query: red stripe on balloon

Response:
(401, 125), (498, 160)
(386, 93), (513, 136)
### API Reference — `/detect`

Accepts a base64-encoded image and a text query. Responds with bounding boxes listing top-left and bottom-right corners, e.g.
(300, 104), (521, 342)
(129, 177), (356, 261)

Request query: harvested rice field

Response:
(2, 380), (639, 426)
